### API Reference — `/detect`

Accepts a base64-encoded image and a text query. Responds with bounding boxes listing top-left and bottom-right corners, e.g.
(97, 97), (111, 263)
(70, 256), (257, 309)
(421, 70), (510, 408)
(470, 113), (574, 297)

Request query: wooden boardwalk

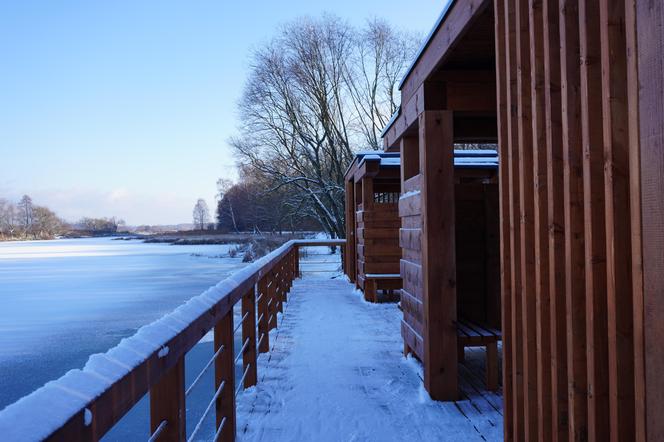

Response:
(234, 273), (503, 442)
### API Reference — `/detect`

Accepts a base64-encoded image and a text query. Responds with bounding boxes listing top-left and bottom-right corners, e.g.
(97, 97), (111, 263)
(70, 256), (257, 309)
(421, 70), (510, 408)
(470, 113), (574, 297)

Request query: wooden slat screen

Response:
(494, 0), (651, 439)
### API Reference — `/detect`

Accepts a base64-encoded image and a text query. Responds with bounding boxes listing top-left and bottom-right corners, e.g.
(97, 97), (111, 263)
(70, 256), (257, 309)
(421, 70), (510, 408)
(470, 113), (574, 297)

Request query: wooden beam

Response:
(528, 0), (552, 439)
(598, 0), (634, 440)
(515, 0), (538, 438)
(420, 110), (458, 400)
(542, 0), (568, 440)
(635, 0), (664, 440)
(215, 312), (235, 442)
(241, 287), (257, 388)
(400, 0), (492, 104)
(560, 0), (588, 440)
(578, 1), (609, 440)
(504, 0), (525, 437)
(624, 0), (644, 439)
(149, 358), (185, 442)
(493, 1), (513, 439)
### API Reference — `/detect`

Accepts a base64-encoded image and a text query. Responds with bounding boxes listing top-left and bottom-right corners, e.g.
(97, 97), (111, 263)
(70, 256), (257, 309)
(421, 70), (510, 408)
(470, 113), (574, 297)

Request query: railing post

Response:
(295, 245), (301, 277)
(242, 286), (257, 388)
(214, 311), (235, 442)
(268, 272), (277, 331)
(279, 259), (287, 307)
(276, 265), (284, 314)
(150, 357), (186, 442)
(257, 277), (270, 353)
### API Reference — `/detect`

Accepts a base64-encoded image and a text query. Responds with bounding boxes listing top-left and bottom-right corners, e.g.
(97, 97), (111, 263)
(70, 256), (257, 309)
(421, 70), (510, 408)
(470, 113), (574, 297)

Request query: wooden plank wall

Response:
(356, 202), (401, 287)
(635, 1), (664, 441)
(398, 135), (425, 360)
(494, 0), (653, 439)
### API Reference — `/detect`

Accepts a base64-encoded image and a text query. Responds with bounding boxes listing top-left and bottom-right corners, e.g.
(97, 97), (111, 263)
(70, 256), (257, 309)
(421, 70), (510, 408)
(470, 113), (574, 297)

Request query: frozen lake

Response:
(0, 238), (247, 412)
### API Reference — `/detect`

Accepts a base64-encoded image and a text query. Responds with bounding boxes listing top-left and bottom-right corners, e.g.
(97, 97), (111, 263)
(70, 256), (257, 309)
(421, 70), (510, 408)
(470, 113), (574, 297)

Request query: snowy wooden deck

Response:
(235, 272), (503, 442)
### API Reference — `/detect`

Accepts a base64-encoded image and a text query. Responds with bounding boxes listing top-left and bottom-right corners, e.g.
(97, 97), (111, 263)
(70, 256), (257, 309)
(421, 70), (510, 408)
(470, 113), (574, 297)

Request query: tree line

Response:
(218, 15), (419, 237)
(0, 195), (123, 240)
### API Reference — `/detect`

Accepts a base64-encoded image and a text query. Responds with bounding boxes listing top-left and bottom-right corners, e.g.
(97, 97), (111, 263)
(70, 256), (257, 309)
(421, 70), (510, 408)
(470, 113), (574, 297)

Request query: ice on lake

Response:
(0, 238), (247, 411)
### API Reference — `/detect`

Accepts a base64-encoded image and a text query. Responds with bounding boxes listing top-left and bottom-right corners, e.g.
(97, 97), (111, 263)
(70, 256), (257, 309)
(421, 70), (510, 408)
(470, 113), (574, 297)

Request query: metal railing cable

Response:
(187, 380), (226, 442)
(234, 338), (250, 364)
(233, 312), (249, 334)
(235, 364), (251, 397)
(212, 417), (227, 442)
(147, 420), (167, 442)
(185, 344), (225, 397)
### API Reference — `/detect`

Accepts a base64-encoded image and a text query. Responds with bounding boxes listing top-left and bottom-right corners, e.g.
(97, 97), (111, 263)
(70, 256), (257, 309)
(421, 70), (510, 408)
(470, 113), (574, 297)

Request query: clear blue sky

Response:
(0, 1), (446, 225)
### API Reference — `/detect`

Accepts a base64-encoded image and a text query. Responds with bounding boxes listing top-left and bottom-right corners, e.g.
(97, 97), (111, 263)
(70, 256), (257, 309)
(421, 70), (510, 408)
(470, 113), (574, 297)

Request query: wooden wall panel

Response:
(578, 0), (609, 439)
(635, 0), (664, 440)
(598, 0), (635, 440)
(503, 0), (525, 436)
(495, 0), (652, 440)
(542, 0), (568, 440)
(528, 0), (553, 439)
(494, 2), (513, 439)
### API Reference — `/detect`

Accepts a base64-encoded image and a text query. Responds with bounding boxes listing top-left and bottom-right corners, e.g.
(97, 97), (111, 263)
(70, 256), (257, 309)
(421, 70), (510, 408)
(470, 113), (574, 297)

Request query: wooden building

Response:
(381, 0), (664, 440)
(344, 152), (402, 302)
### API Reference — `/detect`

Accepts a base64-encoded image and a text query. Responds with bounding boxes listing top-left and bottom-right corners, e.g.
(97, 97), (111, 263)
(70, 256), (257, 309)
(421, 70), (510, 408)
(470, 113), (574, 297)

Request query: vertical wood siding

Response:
(494, 0), (652, 439)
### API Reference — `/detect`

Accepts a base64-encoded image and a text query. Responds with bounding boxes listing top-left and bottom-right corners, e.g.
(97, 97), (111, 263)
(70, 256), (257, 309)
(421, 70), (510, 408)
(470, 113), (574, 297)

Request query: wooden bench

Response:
(456, 319), (501, 391)
(363, 273), (401, 303)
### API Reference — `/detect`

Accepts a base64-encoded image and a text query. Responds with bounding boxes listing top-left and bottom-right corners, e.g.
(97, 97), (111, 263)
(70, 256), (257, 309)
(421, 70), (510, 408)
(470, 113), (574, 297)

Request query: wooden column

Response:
(516, 0), (538, 438)
(214, 311), (235, 442)
(149, 357), (185, 442)
(419, 110), (457, 400)
(242, 286), (257, 388)
(361, 177), (374, 211)
(528, 0), (553, 438)
(560, 1), (588, 440)
(635, 0), (664, 440)
(504, 0), (525, 437)
(257, 277), (269, 353)
(345, 180), (356, 282)
(494, 1), (513, 439)
(542, 0), (568, 440)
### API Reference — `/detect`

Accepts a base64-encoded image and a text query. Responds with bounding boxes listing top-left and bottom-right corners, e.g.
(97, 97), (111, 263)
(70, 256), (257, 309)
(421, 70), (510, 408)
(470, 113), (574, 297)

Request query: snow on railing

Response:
(0, 239), (345, 442)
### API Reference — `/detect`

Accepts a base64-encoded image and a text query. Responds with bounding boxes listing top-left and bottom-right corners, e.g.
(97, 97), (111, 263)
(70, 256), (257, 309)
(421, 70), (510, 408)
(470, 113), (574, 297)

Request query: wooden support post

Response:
(361, 176), (374, 211)
(420, 109), (458, 401)
(257, 277), (269, 353)
(486, 342), (499, 392)
(295, 246), (301, 278)
(560, 1), (588, 440)
(150, 357), (185, 442)
(214, 311), (235, 442)
(364, 279), (376, 303)
(268, 274), (277, 331)
(494, 1), (514, 439)
(277, 265), (284, 313)
(242, 286), (257, 388)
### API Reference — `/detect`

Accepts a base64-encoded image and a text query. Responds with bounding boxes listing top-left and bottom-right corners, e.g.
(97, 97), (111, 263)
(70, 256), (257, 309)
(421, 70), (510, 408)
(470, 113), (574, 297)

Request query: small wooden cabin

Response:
(344, 153), (402, 302)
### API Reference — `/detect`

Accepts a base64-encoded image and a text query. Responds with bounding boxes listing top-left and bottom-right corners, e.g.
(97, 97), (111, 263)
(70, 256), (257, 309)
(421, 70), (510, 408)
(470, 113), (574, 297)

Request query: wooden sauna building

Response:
(344, 152), (402, 302)
(379, 0), (664, 440)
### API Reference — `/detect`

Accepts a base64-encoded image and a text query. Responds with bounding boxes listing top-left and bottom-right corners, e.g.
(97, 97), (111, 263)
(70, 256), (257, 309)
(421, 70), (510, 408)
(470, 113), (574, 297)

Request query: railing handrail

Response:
(0, 239), (345, 441)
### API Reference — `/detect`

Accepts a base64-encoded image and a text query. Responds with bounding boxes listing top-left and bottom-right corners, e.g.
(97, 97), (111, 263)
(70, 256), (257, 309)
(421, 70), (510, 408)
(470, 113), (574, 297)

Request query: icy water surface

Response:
(0, 238), (247, 411)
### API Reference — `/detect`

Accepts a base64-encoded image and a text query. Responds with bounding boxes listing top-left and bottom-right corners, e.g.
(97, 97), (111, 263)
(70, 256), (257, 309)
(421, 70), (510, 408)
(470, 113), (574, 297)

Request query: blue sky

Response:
(0, 1), (445, 225)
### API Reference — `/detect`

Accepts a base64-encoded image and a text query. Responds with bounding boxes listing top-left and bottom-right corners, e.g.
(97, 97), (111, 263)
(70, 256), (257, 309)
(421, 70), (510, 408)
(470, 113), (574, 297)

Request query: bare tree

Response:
(192, 199), (210, 230)
(17, 195), (34, 235)
(230, 15), (418, 237)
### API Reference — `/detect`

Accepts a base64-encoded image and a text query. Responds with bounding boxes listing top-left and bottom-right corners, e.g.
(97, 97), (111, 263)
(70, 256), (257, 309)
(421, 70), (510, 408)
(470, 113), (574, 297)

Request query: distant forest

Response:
(0, 195), (123, 241)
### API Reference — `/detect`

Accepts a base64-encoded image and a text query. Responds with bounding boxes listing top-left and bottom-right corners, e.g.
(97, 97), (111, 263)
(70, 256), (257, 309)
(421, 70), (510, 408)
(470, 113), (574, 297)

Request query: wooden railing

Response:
(0, 239), (344, 442)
